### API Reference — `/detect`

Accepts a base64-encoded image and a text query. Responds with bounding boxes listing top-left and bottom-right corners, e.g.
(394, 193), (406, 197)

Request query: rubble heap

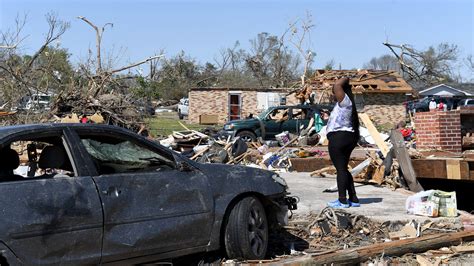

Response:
(52, 90), (145, 131)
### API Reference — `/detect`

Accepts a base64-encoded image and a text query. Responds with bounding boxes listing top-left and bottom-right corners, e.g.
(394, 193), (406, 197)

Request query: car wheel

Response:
(231, 138), (248, 157)
(224, 196), (268, 260)
(236, 130), (256, 142)
(178, 111), (184, 120)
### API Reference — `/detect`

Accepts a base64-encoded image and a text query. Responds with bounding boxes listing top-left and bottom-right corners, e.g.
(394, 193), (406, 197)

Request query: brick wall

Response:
(362, 93), (406, 127)
(415, 110), (462, 153)
(189, 89), (301, 124)
(189, 90), (228, 124)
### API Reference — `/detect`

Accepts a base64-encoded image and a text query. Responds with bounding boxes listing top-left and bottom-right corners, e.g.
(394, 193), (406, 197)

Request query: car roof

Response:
(0, 123), (134, 140)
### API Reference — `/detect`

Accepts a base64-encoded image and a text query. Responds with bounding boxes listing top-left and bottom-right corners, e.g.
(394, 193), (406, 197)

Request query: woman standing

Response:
(326, 77), (361, 208)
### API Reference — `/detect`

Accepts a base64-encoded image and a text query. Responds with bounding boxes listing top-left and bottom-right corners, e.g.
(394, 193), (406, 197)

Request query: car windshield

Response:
(82, 139), (174, 173)
(257, 109), (271, 119)
(31, 96), (51, 102)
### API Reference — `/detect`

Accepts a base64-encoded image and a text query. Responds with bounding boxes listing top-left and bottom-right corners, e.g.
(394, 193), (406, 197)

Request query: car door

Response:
(263, 107), (291, 139)
(0, 129), (103, 265)
(73, 130), (214, 262)
(286, 107), (311, 135)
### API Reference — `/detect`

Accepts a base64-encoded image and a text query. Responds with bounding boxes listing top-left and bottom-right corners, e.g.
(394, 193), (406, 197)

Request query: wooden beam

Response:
(312, 230), (474, 265)
(446, 160), (461, 180)
(412, 159), (447, 179)
(412, 159), (471, 180)
(359, 113), (390, 157)
(391, 130), (424, 192)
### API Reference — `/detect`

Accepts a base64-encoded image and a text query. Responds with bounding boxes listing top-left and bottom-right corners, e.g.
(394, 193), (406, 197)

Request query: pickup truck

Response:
(406, 96), (460, 114)
(221, 104), (333, 142)
(177, 98), (189, 119)
(458, 98), (474, 107)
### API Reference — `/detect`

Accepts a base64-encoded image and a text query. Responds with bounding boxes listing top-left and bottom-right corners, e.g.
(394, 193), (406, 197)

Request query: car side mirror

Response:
(177, 161), (194, 172)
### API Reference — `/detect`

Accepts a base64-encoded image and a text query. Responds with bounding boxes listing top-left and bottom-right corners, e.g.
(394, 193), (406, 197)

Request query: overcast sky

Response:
(1, 0), (473, 79)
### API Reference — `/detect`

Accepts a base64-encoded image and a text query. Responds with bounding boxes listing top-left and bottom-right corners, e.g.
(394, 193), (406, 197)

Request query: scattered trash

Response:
(406, 190), (458, 217)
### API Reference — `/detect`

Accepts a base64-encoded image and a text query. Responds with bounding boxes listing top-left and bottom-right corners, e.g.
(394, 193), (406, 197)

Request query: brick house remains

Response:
(310, 69), (414, 127)
(188, 69), (415, 126)
(188, 87), (300, 124)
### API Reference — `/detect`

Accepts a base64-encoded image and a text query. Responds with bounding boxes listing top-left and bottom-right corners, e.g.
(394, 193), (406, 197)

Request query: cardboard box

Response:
(199, 115), (218, 125)
(435, 191), (457, 217)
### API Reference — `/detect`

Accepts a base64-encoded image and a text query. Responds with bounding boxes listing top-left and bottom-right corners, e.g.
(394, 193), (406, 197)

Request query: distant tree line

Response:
(0, 12), (471, 107)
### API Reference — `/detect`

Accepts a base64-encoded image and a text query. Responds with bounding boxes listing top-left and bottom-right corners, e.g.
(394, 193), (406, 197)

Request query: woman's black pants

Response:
(327, 131), (358, 203)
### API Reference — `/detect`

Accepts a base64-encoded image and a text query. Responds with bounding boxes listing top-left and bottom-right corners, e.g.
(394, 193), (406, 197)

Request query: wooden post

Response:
(391, 129), (424, 192)
(359, 113), (390, 157)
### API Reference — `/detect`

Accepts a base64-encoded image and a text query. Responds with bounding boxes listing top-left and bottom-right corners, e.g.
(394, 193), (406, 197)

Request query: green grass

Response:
(146, 113), (209, 137)
(375, 122), (395, 133)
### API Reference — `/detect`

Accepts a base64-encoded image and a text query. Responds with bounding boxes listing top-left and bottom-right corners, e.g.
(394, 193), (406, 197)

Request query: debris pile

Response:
(266, 208), (474, 264)
(51, 90), (147, 131)
(292, 69), (412, 104)
(153, 110), (428, 194)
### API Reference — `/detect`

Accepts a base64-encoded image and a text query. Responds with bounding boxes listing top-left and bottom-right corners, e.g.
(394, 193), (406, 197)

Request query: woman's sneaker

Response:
(327, 199), (350, 208)
(348, 200), (360, 207)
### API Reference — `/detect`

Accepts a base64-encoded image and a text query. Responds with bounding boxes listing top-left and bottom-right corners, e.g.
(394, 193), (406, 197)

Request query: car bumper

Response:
(216, 130), (236, 140)
(270, 195), (298, 226)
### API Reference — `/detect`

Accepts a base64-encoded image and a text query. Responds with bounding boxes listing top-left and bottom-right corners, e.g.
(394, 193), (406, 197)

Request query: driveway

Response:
(281, 172), (426, 222)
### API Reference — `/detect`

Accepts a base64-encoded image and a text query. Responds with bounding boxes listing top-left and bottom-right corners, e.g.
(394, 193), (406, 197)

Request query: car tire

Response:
(231, 138), (248, 157)
(236, 130), (256, 142)
(178, 111), (184, 120)
(224, 196), (268, 260)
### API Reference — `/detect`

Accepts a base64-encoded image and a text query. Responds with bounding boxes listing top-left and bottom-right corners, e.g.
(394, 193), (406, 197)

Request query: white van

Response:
(20, 93), (53, 112)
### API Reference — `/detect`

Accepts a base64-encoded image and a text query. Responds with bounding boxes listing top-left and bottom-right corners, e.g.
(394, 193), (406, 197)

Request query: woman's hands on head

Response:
(333, 77), (350, 103)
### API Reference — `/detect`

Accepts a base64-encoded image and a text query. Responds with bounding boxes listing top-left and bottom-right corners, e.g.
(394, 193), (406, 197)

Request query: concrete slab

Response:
(281, 172), (451, 222)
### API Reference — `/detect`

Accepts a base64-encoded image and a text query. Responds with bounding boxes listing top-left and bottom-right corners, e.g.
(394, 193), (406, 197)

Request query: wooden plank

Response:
(452, 245), (474, 253)
(359, 113), (390, 157)
(312, 230), (474, 265)
(412, 159), (470, 180)
(290, 158), (331, 172)
(290, 157), (364, 173)
(412, 159), (447, 179)
(446, 160), (462, 180)
(391, 130), (424, 192)
(372, 165), (385, 185)
(199, 114), (218, 125)
(460, 161), (470, 180)
(416, 255), (433, 266)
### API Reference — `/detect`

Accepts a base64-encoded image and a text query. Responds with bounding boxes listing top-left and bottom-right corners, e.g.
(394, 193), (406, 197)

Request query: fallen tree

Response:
(312, 230), (474, 264)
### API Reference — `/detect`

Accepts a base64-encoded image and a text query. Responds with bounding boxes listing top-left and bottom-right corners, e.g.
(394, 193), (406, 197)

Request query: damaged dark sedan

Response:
(0, 124), (296, 265)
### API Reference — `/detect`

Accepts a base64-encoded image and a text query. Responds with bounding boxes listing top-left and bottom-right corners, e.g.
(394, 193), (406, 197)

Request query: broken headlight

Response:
(224, 123), (234, 131)
(272, 173), (287, 188)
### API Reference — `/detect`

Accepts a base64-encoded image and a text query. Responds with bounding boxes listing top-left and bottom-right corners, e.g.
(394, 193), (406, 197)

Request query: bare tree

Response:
(288, 11), (315, 86)
(77, 16), (163, 97)
(466, 54), (474, 74)
(0, 13), (69, 105)
(0, 14), (27, 50)
(384, 42), (459, 85)
(324, 59), (336, 70)
(363, 54), (400, 71)
(77, 16), (113, 74)
(246, 32), (300, 87)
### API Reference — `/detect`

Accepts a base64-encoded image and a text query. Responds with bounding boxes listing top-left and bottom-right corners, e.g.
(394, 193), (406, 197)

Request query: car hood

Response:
(195, 162), (288, 196)
(225, 118), (260, 126)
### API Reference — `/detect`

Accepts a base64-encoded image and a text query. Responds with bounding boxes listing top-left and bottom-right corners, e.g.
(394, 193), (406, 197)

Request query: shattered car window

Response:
(268, 108), (289, 121)
(82, 139), (174, 174)
(1, 139), (75, 181)
(292, 108), (306, 120)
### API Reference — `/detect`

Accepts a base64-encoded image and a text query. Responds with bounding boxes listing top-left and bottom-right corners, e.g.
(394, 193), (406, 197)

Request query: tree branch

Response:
(77, 16), (113, 74)
(109, 54), (165, 74)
